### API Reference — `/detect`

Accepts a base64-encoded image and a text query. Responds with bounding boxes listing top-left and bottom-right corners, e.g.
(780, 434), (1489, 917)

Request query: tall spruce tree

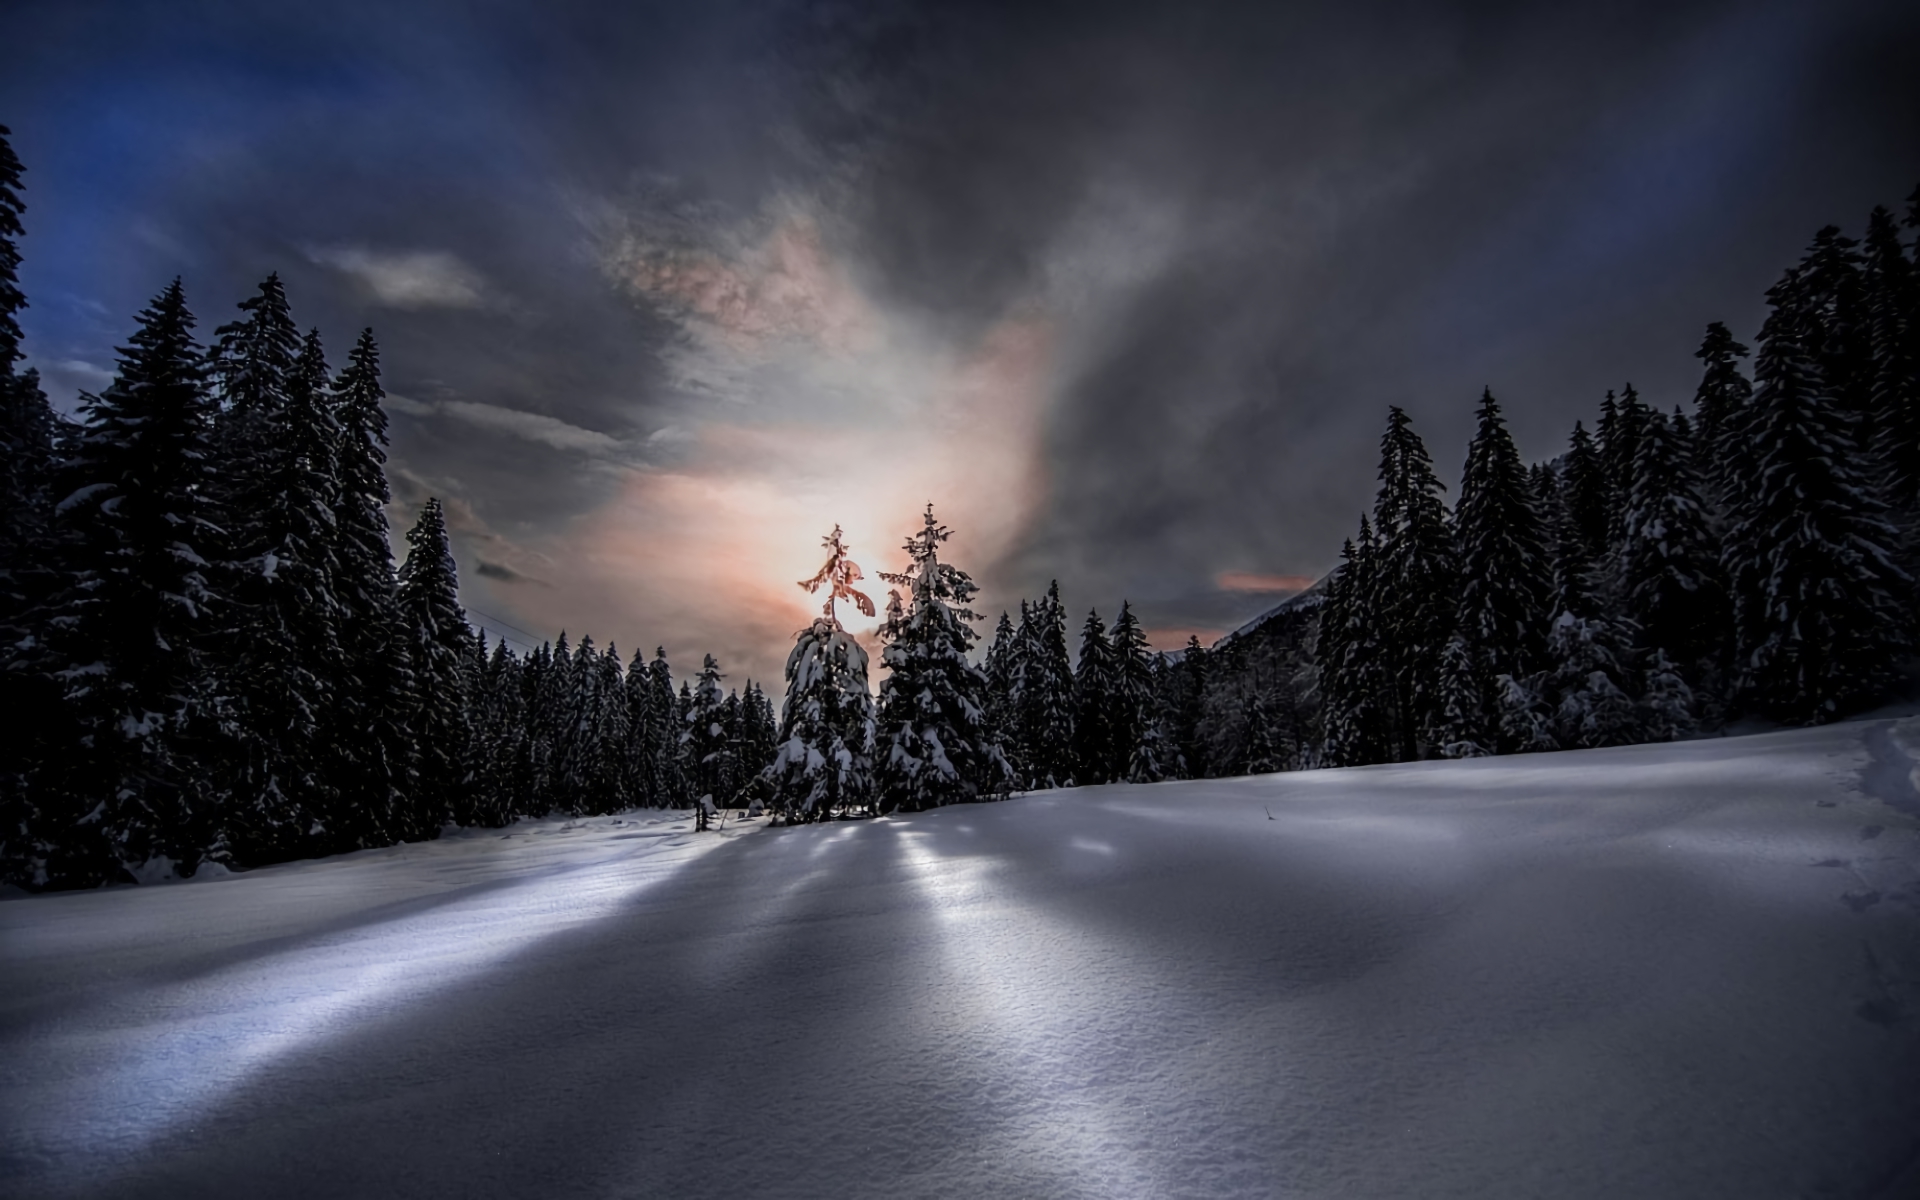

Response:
(0, 125), (65, 884)
(683, 653), (731, 806)
(396, 498), (471, 832)
(220, 326), (346, 863)
(1690, 323), (1753, 499)
(1618, 406), (1726, 676)
(1453, 389), (1549, 745)
(1108, 601), (1155, 774)
(324, 330), (415, 846)
(1369, 407), (1456, 759)
(1071, 608), (1118, 783)
(41, 280), (223, 883)
(646, 647), (686, 808)
(0, 123), (58, 639)
(1723, 262), (1911, 721)
(768, 528), (877, 821)
(1316, 522), (1390, 767)
(874, 504), (1011, 811)
(1016, 581), (1076, 789)
(1860, 206), (1919, 513)
(1173, 635), (1211, 777)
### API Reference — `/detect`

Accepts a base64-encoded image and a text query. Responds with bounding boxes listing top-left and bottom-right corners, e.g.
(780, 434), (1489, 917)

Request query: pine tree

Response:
(1070, 608), (1118, 783)
(1495, 673), (1558, 754)
(1544, 613), (1640, 749)
(208, 275), (300, 585)
(1724, 262), (1912, 721)
(742, 682), (778, 785)
(646, 647), (686, 808)
(874, 504), (1011, 811)
(1173, 635), (1211, 778)
(1126, 655), (1183, 783)
(1618, 406), (1727, 676)
(1639, 647), (1697, 743)
(683, 653), (731, 808)
(1016, 581), (1076, 789)
(1317, 523), (1390, 767)
(1239, 690), (1283, 774)
(220, 326), (346, 863)
(1433, 634), (1489, 757)
(1108, 601), (1155, 775)
(396, 498), (471, 831)
(1860, 206), (1920, 513)
(1547, 450), (1601, 622)
(470, 635), (526, 826)
(0, 123), (58, 637)
(40, 280), (224, 883)
(1602, 384), (1651, 552)
(982, 610), (1021, 780)
(1369, 407), (1457, 758)
(323, 330), (415, 846)
(768, 528), (877, 821)
(1690, 322), (1753, 499)
(0, 125), (66, 885)
(1454, 388), (1549, 723)
(1795, 226), (1871, 449)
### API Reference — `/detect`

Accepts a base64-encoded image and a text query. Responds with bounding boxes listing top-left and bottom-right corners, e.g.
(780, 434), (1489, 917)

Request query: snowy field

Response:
(5, 720), (1920, 1199)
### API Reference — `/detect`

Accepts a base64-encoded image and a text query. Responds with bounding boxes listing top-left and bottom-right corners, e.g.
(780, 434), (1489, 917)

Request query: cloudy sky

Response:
(4, 0), (1916, 685)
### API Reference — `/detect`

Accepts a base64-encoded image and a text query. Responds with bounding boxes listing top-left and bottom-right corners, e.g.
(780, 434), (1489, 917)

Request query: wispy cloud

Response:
(388, 393), (623, 455)
(308, 247), (491, 309)
(475, 560), (550, 587)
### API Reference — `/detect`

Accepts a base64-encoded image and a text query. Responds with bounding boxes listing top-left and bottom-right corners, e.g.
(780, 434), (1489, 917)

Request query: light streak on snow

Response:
(890, 823), (1170, 1197)
(4, 816), (726, 1165)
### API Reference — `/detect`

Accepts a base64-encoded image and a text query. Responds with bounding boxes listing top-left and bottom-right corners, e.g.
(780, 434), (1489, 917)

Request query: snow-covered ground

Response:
(5, 720), (1919, 1199)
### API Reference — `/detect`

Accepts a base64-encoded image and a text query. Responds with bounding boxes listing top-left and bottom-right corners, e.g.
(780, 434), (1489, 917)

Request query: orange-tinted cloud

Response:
(1214, 571), (1314, 593)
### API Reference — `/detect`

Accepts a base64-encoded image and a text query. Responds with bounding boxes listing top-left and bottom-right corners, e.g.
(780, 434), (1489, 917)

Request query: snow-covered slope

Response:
(4, 720), (1919, 1199)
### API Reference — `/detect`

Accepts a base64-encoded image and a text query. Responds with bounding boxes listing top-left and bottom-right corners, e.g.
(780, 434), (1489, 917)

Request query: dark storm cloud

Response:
(4, 0), (1917, 662)
(792, 0), (1920, 628)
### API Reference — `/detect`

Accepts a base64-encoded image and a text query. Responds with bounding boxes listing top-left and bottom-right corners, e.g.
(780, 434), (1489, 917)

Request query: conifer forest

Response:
(2, 118), (1918, 892)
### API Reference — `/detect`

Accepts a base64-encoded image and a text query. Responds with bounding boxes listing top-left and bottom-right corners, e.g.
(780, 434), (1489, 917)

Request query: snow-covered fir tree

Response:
(1860, 206), (1919, 514)
(1369, 406), (1457, 759)
(1108, 601), (1157, 775)
(683, 653), (732, 809)
(1015, 581), (1076, 789)
(1495, 673), (1558, 754)
(0, 124), (65, 881)
(396, 497), (471, 833)
(1617, 405), (1726, 678)
(322, 330), (415, 847)
(1434, 634), (1490, 757)
(874, 505), (1012, 812)
(1453, 388), (1549, 741)
(1544, 612), (1640, 749)
(767, 527), (877, 822)
(1070, 607), (1119, 783)
(1239, 690), (1284, 774)
(1317, 520), (1391, 767)
(219, 324), (347, 862)
(39, 280), (224, 884)
(1689, 322), (1753, 499)
(1723, 255), (1912, 722)
(646, 647), (687, 808)
(1639, 647), (1698, 743)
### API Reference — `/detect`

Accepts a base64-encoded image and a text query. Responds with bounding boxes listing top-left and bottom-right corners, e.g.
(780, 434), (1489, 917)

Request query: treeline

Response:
(0, 126), (773, 890)
(1185, 187), (1920, 769)
(5, 107), (1916, 886)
